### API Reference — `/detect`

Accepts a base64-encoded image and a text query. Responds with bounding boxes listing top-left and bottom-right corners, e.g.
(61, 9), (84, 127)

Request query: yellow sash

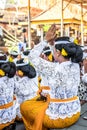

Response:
(0, 101), (13, 109)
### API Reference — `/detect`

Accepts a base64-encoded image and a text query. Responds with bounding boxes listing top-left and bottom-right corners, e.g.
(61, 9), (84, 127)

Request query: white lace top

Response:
(14, 76), (38, 118)
(28, 41), (81, 119)
(0, 76), (16, 124)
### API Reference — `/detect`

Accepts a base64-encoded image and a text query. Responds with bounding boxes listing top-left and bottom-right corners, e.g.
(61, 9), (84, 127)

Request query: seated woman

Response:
(80, 57), (87, 102)
(14, 58), (38, 121)
(41, 46), (54, 62)
(8, 50), (19, 63)
(78, 46), (87, 105)
(20, 25), (83, 130)
(0, 52), (17, 130)
(39, 46), (54, 87)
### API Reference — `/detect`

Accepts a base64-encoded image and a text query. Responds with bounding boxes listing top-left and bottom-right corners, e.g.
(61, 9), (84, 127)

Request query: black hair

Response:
(0, 62), (16, 78)
(55, 37), (83, 63)
(16, 59), (36, 78)
(43, 46), (51, 56)
(0, 54), (7, 67)
(10, 51), (18, 58)
(43, 46), (54, 62)
(0, 54), (7, 61)
(23, 50), (30, 56)
(11, 54), (18, 58)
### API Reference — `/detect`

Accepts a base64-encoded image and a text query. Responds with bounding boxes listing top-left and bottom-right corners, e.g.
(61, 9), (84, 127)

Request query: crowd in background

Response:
(0, 24), (87, 130)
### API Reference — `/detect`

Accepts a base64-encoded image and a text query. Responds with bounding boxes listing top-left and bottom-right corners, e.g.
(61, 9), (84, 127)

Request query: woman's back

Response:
(0, 76), (16, 124)
(49, 61), (80, 99)
(45, 61), (81, 119)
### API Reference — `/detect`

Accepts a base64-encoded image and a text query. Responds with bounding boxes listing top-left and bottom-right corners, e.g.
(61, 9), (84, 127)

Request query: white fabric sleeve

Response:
(28, 41), (59, 77)
(29, 41), (47, 58)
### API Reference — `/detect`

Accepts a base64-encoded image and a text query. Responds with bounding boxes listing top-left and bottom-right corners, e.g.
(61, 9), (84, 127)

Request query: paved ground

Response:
(16, 121), (25, 130)
(16, 103), (87, 130)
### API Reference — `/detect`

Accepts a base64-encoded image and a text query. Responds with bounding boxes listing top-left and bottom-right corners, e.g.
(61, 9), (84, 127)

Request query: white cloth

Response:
(28, 41), (81, 119)
(83, 52), (87, 60)
(48, 44), (54, 54)
(14, 76), (38, 118)
(0, 77), (16, 124)
(18, 42), (26, 54)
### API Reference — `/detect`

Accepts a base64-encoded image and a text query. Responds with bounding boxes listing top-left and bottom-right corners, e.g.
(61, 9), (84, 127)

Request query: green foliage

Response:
(7, 0), (15, 4)
(43, 25), (51, 32)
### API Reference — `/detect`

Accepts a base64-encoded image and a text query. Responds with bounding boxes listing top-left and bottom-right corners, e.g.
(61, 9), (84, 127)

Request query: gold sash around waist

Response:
(0, 95), (17, 109)
(50, 96), (78, 103)
(0, 101), (13, 109)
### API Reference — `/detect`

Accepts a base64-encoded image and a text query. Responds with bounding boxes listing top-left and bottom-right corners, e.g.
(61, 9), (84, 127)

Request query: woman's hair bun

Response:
(1, 62), (16, 78)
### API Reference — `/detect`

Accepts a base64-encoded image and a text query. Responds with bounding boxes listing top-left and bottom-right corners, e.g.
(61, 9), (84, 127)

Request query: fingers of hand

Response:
(49, 24), (56, 31)
(49, 31), (57, 41)
(45, 24), (57, 42)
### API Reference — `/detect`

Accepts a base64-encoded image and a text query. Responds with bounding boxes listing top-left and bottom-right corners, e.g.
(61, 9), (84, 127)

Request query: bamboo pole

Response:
(81, 1), (84, 46)
(28, 0), (31, 49)
(61, 0), (63, 36)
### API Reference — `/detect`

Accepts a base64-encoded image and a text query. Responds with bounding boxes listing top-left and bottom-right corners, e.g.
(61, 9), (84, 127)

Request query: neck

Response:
(58, 56), (69, 64)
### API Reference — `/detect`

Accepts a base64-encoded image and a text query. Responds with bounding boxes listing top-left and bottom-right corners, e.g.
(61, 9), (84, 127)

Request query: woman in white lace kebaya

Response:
(8, 50), (19, 63)
(14, 58), (38, 121)
(39, 46), (54, 87)
(78, 47), (87, 104)
(20, 25), (83, 130)
(0, 53), (16, 130)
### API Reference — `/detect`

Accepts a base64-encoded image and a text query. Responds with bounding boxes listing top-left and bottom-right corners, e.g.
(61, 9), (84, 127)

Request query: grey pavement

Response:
(16, 121), (25, 130)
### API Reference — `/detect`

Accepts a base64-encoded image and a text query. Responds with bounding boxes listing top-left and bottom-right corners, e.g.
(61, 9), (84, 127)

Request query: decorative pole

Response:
(28, 0), (31, 49)
(81, 1), (84, 46)
(61, 0), (63, 36)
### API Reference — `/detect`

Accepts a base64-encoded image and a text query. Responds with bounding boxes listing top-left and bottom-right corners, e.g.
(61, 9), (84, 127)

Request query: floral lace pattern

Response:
(14, 76), (38, 118)
(46, 98), (80, 119)
(0, 77), (16, 124)
(0, 105), (16, 124)
(28, 41), (81, 119)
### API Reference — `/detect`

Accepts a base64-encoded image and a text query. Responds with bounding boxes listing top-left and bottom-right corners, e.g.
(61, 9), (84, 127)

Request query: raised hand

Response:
(45, 24), (57, 43)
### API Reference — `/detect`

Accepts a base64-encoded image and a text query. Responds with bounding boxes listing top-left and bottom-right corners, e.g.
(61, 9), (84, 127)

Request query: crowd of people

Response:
(0, 24), (87, 130)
